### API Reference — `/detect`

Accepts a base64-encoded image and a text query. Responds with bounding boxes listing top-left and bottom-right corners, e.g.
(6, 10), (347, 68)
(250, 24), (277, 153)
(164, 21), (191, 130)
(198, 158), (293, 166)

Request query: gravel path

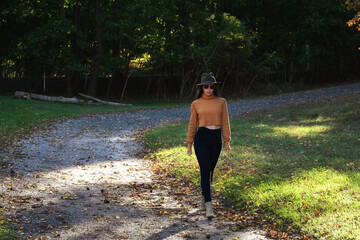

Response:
(1, 82), (360, 240)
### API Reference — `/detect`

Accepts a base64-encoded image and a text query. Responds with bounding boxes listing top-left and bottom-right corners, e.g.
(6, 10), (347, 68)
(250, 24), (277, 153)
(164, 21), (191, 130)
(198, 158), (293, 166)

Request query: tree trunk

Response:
(179, 66), (193, 99)
(220, 65), (233, 95)
(156, 68), (166, 100)
(244, 74), (258, 96)
(106, 38), (123, 97)
(87, 0), (103, 97)
(14, 91), (131, 106)
(59, 0), (72, 96)
(105, 77), (113, 97)
(72, 73), (80, 93)
(0, 61), (2, 79)
(288, 57), (294, 85)
(79, 93), (131, 106)
(66, 74), (72, 96)
(189, 69), (203, 99)
(69, 1), (82, 95)
(145, 76), (152, 94)
(178, 2), (191, 100)
(120, 67), (134, 100)
(14, 91), (87, 104)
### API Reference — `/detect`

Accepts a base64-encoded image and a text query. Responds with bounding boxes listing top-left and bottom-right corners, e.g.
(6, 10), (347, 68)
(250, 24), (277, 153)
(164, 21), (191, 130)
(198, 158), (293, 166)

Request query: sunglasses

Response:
(203, 85), (215, 90)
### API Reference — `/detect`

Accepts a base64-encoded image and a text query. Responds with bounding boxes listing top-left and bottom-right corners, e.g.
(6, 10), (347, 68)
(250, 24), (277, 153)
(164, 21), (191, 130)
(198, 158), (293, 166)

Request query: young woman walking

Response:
(187, 72), (231, 219)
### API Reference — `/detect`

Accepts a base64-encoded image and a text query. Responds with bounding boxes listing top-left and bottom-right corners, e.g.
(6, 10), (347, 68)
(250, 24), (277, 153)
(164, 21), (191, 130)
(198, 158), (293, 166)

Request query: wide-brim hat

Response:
(196, 72), (221, 86)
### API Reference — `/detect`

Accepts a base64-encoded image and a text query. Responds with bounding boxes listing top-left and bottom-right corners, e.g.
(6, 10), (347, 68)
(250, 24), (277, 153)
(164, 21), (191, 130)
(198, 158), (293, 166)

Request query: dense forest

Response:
(1, 0), (360, 100)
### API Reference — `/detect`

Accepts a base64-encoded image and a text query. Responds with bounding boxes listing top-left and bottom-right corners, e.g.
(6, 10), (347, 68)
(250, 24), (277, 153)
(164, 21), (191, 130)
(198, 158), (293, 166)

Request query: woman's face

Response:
(202, 84), (215, 96)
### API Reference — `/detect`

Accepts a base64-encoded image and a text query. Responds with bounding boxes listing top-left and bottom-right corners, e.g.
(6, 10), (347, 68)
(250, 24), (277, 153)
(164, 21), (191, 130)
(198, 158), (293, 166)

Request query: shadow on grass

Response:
(145, 95), (360, 238)
(215, 97), (360, 238)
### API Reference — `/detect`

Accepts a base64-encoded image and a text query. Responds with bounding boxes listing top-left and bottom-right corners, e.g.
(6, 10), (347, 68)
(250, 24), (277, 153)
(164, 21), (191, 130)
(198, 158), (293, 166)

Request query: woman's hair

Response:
(195, 85), (220, 99)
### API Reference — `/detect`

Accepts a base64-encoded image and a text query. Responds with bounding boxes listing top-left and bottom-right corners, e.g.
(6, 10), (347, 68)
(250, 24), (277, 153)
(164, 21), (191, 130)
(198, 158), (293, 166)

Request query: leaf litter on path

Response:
(0, 116), (269, 240)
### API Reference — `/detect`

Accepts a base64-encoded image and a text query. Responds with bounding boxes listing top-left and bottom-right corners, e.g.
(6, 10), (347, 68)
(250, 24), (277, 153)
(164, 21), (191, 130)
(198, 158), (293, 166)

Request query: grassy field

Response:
(0, 96), (187, 135)
(144, 95), (360, 239)
(0, 207), (12, 240)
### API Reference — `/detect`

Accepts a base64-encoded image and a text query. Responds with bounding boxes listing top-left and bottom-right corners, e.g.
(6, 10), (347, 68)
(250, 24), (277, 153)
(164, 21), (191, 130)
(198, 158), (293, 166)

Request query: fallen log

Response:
(13, 91), (132, 106)
(14, 91), (90, 105)
(78, 93), (132, 106)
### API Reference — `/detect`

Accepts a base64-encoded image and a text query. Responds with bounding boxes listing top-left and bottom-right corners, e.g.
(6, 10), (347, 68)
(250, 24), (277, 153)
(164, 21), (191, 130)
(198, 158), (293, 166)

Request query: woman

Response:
(187, 72), (231, 219)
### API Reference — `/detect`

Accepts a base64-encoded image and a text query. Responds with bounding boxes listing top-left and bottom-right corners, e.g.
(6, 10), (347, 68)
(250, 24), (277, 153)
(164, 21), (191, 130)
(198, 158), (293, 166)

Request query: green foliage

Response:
(144, 95), (360, 239)
(0, 0), (359, 97)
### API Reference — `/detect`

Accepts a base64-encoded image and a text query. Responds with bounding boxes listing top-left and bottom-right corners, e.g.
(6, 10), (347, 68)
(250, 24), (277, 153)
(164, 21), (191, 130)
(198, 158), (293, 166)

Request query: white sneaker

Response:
(199, 195), (205, 211)
(205, 202), (214, 219)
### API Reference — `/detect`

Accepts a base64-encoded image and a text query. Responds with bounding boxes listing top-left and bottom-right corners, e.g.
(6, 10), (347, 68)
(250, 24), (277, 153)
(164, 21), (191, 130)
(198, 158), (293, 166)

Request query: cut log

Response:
(13, 91), (132, 106)
(78, 93), (132, 106)
(14, 91), (90, 105)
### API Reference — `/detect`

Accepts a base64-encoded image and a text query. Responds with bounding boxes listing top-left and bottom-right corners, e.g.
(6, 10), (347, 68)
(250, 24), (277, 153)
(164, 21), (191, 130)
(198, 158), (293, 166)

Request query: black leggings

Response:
(194, 127), (222, 202)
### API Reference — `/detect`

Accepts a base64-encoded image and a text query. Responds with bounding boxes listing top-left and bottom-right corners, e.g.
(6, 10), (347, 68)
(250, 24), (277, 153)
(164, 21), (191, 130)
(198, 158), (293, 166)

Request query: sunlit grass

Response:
(0, 208), (13, 240)
(270, 125), (332, 138)
(144, 95), (360, 239)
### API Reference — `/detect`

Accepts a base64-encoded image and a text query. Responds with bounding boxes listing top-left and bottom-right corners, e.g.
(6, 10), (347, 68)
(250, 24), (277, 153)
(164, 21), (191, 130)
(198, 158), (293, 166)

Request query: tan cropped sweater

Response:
(187, 93), (231, 152)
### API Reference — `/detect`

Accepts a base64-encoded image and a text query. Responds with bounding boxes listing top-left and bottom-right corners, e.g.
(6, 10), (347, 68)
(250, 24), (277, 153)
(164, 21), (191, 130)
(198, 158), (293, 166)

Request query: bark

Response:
(14, 91), (131, 106)
(65, 74), (72, 96)
(289, 57), (294, 84)
(243, 74), (258, 96)
(14, 91), (87, 105)
(120, 67), (135, 100)
(105, 77), (113, 97)
(69, 1), (82, 95)
(179, 67), (193, 99)
(79, 93), (131, 106)
(106, 37), (123, 97)
(59, 0), (72, 96)
(145, 77), (152, 94)
(156, 68), (167, 100)
(178, 2), (191, 100)
(87, 0), (103, 97)
(189, 69), (203, 99)
(220, 65), (234, 95)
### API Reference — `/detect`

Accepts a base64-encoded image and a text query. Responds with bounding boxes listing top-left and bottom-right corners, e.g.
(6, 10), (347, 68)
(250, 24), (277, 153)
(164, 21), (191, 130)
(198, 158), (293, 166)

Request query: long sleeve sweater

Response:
(187, 93), (231, 152)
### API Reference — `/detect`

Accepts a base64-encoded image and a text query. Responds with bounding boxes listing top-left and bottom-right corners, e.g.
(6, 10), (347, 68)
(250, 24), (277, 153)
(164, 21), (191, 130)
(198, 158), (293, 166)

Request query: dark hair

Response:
(195, 85), (220, 99)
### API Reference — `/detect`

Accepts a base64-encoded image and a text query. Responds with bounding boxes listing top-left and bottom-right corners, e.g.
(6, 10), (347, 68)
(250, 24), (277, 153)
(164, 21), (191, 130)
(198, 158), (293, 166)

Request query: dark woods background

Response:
(1, 0), (360, 101)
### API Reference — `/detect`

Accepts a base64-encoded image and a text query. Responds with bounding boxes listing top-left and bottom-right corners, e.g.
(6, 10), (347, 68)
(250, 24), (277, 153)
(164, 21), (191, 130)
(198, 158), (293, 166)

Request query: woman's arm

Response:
(221, 99), (231, 153)
(187, 102), (198, 155)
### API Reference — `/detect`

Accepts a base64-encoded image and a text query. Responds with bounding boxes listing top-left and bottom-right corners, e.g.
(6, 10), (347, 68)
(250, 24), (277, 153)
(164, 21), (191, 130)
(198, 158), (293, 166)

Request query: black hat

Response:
(196, 72), (221, 86)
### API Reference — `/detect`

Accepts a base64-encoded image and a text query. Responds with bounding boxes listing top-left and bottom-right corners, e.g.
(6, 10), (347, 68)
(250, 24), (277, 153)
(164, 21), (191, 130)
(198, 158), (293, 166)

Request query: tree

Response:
(101, 0), (152, 98)
(347, 0), (360, 31)
(1, 0), (359, 98)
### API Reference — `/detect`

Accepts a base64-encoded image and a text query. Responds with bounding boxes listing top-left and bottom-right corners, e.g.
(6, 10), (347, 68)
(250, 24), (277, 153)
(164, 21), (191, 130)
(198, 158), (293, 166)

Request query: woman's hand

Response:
(225, 146), (231, 154)
(225, 142), (231, 154)
(187, 143), (192, 157)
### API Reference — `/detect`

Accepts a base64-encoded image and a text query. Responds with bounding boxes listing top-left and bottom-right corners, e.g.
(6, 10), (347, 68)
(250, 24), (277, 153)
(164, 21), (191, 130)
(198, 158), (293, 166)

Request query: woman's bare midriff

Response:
(204, 125), (221, 130)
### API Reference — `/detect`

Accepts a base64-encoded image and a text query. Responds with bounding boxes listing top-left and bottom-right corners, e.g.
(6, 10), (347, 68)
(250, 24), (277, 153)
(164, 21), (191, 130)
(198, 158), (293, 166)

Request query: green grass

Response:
(0, 208), (13, 239)
(144, 95), (360, 239)
(0, 96), (187, 135)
